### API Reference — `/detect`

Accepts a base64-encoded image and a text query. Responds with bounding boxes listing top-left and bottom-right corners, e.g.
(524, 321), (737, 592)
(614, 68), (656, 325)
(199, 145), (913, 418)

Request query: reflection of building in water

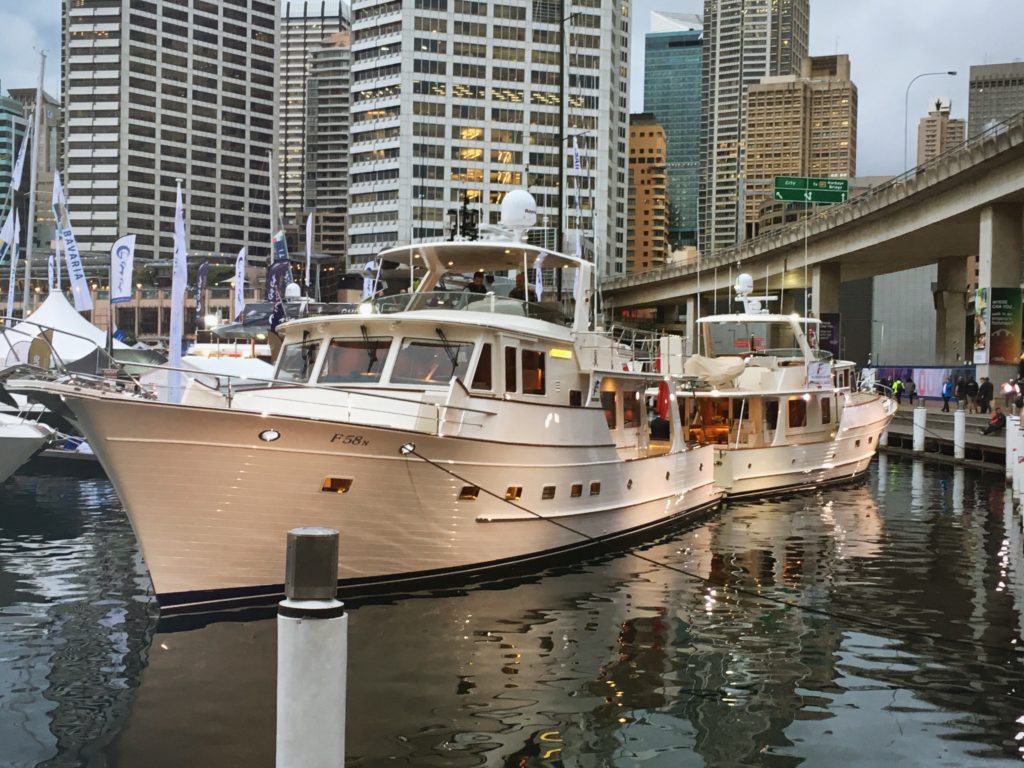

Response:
(0, 477), (154, 766)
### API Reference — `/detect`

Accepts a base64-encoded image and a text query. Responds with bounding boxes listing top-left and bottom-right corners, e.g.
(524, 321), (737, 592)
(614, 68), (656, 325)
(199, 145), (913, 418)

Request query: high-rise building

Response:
(916, 98), (965, 166)
(699, 0), (809, 252)
(8, 88), (62, 254)
(305, 31), (352, 260)
(627, 113), (668, 272)
(61, 0), (277, 262)
(744, 54), (856, 235)
(643, 11), (701, 248)
(0, 91), (27, 195)
(348, 0), (630, 275)
(968, 62), (1024, 138)
(280, 1), (347, 228)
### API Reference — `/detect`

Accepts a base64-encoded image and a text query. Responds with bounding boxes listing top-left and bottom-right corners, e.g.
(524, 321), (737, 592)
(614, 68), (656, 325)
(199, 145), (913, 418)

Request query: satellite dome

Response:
(284, 282), (302, 299)
(500, 190), (538, 231)
(734, 273), (754, 296)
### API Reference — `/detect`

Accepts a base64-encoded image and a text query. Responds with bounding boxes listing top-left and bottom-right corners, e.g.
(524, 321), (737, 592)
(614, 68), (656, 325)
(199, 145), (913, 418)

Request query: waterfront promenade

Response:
(882, 398), (1009, 469)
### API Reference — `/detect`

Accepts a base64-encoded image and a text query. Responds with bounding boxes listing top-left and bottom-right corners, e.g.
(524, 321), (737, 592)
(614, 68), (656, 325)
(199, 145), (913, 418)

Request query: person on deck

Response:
(465, 271), (488, 294)
(509, 273), (537, 302)
(980, 407), (1006, 436)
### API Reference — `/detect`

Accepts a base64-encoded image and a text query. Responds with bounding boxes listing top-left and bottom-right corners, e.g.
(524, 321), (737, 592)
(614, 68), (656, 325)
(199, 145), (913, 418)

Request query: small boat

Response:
(0, 412), (54, 485)
(10, 193), (721, 611)
(671, 274), (896, 498)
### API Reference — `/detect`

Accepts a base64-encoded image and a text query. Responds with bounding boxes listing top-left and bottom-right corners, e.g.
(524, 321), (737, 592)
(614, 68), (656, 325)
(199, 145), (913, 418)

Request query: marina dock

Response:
(881, 401), (1008, 471)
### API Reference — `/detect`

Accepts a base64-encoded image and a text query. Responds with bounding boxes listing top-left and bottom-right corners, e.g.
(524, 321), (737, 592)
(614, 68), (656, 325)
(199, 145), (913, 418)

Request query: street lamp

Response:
(873, 320), (885, 366)
(903, 70), (957, 172)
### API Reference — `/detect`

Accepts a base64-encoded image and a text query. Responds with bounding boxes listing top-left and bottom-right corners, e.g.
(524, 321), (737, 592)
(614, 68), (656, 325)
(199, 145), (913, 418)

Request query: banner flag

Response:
(0, 207), (16, 263)
(10, 122), (31, 192)
(5, 211), (19, 320)
(53, 229), (62, 290)
(110, 234), (136, 304)
(266, 260), (290, 332)
(272, 229), (288, 262)
(168, 181), (188, 402)
(195, 260), (209, 321)
(305, 213), (313, 287)
(52, 171), (92, 311)
(233, 247), (246, 321)
(47, 252), (54, 294)
(533, 251), (546, 301)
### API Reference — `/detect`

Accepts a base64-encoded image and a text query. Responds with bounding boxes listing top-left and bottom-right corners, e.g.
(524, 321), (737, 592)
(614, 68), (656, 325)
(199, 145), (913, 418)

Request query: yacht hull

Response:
(49, 386), (721, 610)
(0, 420), (52, 485)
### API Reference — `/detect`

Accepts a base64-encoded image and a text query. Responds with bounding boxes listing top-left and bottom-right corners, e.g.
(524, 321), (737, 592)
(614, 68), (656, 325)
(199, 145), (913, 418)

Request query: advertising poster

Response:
(988, 287), (1022, 365)
(973, 287), (988, 365)
(818, 313), (841, 359)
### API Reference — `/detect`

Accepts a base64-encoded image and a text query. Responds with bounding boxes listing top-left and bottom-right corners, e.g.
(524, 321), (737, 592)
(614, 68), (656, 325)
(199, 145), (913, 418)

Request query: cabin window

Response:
(391, 337), (473, 385)
(821, 397), (831, 424)
(542, 485), (556, 500)
(600, 391), (617, 429)
(570, 483), (583, 497)
(521, 349), (545, 395)
(459, 486), (479, 500)
(765, 401), (780, 430)
(732, 399), (748, 419)
(470, 343), (493, 390)
(505, 486), (522, 501)
(276, 340), (321, 383)
(622, 388), (643, 428)
(318, 336), (391, 383)
(504, 346), (517, 392)
(788, 398), (807, 428)
(589, 481), (601, 496)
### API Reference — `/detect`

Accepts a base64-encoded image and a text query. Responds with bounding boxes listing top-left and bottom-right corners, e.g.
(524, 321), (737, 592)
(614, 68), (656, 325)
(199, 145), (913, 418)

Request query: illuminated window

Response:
(322, 477), (353, 494)
(459, 486), (479, 500)
(505, 486), (523, 501)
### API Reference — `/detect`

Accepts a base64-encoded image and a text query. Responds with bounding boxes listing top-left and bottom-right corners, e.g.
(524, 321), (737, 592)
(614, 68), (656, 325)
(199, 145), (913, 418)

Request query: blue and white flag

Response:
(168, 181), (188, 402)
(51, 229), (62, 291)
(4, 211), (18, 320)
(0, 207), (16, 263)
(10, 123), (31, 192)
(110, 234), (135, 304)
(195, 260), (209, 321)
(305, 213), (313, 288)
(533, 251), (547, 301)
(233, 247), (246, 321)
(53, 171), (92, 312)
(272, 229), (288, 262)
(362, 260), (377, 300)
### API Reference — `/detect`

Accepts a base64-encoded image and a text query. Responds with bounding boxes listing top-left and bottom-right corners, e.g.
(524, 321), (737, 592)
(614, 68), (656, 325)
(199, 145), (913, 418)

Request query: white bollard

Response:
(912, 406), (926, 452)
(1007, 416), (1019, 484)
(953, 409), (966, 460)
(277, 528), (347, 768)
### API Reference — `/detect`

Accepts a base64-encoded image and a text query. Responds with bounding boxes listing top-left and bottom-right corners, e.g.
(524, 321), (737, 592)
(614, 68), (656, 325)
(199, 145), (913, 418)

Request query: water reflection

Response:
(2, 461), (1024, 766)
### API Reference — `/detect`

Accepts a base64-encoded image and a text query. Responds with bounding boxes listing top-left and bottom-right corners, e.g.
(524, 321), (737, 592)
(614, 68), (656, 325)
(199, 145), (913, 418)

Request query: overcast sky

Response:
(2, 1), (1023, 177)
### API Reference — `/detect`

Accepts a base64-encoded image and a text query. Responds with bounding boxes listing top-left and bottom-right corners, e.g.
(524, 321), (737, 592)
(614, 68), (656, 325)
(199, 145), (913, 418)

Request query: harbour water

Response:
(1, 457), (1023, 767)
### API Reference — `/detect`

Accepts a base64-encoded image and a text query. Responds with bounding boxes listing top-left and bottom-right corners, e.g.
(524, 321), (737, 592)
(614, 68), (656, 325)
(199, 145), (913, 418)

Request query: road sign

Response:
(773, 176), (849, 204)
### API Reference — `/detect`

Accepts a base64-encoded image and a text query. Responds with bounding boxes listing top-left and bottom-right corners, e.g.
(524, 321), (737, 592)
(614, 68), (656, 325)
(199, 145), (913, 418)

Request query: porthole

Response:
(856, 439), (861, 447)
(868, 436), (873, 444)
(542, 486), (556, 500)
(570, 483), (583, 498)
(322, 477), (353, 494)
(259, 429), (281, 442)
(505, 486), (523, 501)
(665, 471), (670, 481)
(459, 486), (479, 500)
(589, 481), (601, 496)
(626, 479), (633, 490)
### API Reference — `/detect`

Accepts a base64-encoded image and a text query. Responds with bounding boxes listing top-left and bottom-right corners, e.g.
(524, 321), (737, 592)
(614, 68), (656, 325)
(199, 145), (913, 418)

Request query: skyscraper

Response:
(305, 31), (352, 260)
(744, 55), (856, 235)
(968, 62), (1024, 138)
(916, 98), (964, 167)
(699, 0), (809, 252)
(627, 113), (668, 272)
(348, 0), (630, 275)
(61, 0), (276, 262)
(643, 11), (701, 248)
(280, 1), (347, 228)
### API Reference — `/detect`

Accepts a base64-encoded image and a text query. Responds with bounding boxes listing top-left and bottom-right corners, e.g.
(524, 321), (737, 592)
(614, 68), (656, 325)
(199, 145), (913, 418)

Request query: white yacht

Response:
(0, 412), (53, 485)
(671, 274), (896, 498)
(10, 195), (721, 611)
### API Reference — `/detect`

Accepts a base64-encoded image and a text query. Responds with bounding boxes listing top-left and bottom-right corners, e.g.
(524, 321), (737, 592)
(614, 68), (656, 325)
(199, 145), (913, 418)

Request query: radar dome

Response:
(734, 273), (754, 295)
(284, 282), (302, 299)
(500, 190), (538, 231)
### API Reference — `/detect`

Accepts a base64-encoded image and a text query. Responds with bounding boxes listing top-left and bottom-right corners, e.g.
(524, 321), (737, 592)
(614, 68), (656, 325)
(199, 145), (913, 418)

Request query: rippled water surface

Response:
(2, 457), (1023, 767)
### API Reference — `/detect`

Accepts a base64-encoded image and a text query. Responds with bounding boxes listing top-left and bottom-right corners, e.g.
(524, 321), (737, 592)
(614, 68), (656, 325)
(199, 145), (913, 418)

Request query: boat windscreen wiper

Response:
(435, 327), (460, 377)
(360, 324), (380, 373)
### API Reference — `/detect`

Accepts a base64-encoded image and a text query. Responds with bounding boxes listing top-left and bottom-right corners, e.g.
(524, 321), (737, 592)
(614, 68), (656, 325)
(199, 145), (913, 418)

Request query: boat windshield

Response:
(276, 339), (321, 382)
(317, 336), (392, 384)
(705, 320), (801, 358)
(371, 291), (572, 325)
(390, 337), (474, 385)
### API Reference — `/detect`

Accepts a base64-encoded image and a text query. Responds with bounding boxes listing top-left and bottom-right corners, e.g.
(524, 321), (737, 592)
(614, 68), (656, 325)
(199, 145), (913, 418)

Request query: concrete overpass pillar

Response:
(975, 203), (1023, 384)
(685, 296), (696, 355)
(933, 258), (967, 365)
(811, 264), (841, 317)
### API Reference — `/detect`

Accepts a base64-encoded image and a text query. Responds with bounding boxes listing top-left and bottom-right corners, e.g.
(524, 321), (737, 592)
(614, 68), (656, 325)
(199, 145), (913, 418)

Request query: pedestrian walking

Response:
(941, 376), (953, 412)
(891, 377), (905, 405)
(954, 377), (966, 410)
(965, 377), (980, 414)
(907, 377), (917, 406)
(978, 377), (994, 414)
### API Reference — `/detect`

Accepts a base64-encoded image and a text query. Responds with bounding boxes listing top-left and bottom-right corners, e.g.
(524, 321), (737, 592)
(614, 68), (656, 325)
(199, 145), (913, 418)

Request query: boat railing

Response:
(369, 290), (573, 325)
(577, 325), (662, 372)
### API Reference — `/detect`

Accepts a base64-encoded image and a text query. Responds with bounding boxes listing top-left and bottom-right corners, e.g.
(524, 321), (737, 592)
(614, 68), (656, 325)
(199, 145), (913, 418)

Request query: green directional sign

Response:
(773, 176), (849, 204)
